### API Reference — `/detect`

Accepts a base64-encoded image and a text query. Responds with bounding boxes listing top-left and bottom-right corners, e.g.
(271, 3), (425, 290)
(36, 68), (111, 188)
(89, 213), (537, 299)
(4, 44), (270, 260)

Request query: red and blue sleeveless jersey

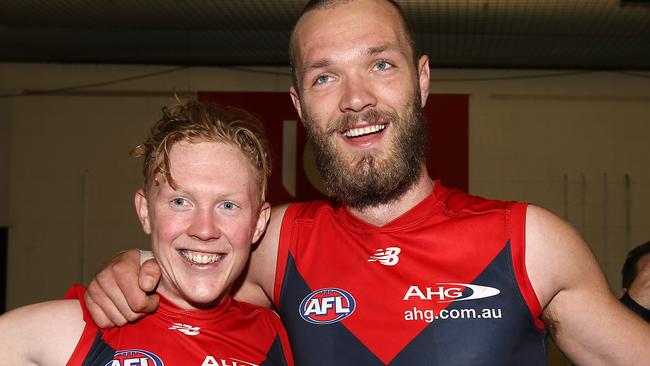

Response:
(273, 182), (546, 365)
(65, 285), (293, 366)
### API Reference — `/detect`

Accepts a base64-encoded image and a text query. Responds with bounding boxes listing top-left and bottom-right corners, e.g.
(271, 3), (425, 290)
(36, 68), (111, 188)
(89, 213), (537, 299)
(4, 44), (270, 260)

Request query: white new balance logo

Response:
(169, 323), (201, 336)
(368, 247), (401, 266)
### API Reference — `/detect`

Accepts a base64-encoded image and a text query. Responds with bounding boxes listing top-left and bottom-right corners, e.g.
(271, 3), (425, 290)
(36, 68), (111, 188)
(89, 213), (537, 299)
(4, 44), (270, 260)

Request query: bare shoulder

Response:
(525, 205), (650, 365)
(0, 299), (86, 366)
(263, 203), (292, 251)
(234, 203), (291, 307)
(251, 203), (291, 287)
(524, 204), (603, 308)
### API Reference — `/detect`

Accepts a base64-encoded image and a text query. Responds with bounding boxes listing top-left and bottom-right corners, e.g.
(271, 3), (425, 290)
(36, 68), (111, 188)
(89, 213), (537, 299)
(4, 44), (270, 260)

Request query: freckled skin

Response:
(135, 141), (269, 310)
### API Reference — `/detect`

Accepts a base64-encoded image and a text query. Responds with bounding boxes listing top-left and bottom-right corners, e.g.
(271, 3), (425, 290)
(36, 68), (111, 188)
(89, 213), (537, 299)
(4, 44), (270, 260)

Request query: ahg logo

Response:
(403, 283), (500, 303)
(201, 356), (258, 366)
(368, 247), (401, 266)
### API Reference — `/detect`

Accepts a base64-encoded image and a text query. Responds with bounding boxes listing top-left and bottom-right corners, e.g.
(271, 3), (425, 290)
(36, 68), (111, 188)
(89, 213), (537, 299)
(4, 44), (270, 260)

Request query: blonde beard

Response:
(303, 98), (427, 209)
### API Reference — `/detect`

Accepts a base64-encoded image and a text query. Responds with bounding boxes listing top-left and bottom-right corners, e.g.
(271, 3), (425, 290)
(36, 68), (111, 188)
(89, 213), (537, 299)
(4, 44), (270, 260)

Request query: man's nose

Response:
(187, 208), (221, 241)
(339, 74), (377, 113)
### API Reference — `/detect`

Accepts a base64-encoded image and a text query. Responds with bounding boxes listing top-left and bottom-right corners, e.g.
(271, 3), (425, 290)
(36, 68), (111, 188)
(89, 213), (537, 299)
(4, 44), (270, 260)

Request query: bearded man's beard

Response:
(303, 96), (428, 209)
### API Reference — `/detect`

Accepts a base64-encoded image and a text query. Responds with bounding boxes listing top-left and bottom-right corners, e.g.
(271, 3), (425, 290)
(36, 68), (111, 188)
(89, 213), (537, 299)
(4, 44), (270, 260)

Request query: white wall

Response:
(424, 68), (650, 290)
(1, 63), (649, 310)
(472, 94), (650, 286)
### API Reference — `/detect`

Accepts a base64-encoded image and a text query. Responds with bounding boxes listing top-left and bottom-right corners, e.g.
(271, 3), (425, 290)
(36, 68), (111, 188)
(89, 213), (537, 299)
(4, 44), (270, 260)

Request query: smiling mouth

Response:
(180, 249), (224, 265)
(343, 124), (386, 138)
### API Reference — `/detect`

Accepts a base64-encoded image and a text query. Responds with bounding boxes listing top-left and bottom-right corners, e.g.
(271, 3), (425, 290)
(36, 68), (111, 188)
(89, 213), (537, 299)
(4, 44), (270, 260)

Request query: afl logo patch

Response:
(299, 288), (356, 324)
(105, 349), (164, 366)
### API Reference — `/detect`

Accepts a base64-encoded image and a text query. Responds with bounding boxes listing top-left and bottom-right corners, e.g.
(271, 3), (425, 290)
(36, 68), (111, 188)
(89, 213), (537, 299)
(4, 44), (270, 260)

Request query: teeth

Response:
(181, 250), (222, 265)
(344, 124), (386, 138)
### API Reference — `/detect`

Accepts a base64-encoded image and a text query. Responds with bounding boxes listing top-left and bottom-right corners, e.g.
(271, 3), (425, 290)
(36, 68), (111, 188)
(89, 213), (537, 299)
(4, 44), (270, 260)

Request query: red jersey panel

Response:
(65, 285), (293, 366)
(273, 182), (546, 365)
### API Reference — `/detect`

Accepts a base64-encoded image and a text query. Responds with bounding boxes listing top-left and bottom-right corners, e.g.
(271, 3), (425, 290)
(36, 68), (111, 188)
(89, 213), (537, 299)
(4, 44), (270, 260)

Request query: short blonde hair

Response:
(131, 98), (271, 203)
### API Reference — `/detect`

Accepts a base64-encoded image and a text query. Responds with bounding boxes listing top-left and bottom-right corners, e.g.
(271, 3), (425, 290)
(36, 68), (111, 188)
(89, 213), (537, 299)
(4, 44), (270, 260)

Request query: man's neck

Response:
(346, 171), (435, 227)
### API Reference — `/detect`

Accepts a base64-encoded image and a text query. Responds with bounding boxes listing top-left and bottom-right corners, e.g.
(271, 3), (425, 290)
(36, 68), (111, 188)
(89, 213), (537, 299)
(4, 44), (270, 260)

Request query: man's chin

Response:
(183, 289), (226, 309)
(331, 163), (424, 209)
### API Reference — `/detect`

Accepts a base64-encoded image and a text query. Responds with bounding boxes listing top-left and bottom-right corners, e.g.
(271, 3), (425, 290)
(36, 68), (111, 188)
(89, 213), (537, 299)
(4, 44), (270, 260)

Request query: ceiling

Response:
(1, 0), (650, 70)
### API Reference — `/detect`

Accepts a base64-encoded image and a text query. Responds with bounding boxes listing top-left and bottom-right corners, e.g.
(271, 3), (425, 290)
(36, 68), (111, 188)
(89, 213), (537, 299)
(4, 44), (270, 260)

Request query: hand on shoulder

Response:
(85, 248), (161, 327)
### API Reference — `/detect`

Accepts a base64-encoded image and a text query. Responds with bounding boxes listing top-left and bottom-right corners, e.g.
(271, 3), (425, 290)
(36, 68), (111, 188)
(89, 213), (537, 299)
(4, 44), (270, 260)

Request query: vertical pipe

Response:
(603, 172), (608, 274)
(580, 173), (586, 234)
(563, 173), (569, 221)
(81, 169), (89, 283)
(624, 174), (631, 249)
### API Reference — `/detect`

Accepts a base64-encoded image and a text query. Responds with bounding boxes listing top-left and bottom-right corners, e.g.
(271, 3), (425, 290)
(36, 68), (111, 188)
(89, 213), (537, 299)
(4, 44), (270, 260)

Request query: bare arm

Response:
(0, 300), (85, 366)
(232, 204), (288, 307)
(525, 205), (650, 365)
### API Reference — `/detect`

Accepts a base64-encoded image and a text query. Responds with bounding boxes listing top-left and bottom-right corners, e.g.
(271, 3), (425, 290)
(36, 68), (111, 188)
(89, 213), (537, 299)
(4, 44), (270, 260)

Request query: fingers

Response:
(84, 249), (160, 327)
(84, 281), (124, 327)
(139, 257), (162, 293)
(111, 252), (161, 315)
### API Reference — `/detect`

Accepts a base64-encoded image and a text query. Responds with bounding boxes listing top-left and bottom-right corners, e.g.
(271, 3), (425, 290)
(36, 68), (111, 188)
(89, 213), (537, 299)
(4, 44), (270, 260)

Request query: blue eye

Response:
(374, 60), (393, 71)
(170, 198), (192, 209)
(315, 74), (332, 85)
(172, 198), (187, 206)
(221, 201), (238, 210)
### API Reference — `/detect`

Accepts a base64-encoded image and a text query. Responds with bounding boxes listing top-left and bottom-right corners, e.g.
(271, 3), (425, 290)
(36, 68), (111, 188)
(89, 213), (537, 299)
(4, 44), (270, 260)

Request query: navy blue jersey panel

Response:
(391, 242), (546, 366)
(279, 254), (384, 365)
(81, 332), (117, 366)
(260, 336), (290, 366)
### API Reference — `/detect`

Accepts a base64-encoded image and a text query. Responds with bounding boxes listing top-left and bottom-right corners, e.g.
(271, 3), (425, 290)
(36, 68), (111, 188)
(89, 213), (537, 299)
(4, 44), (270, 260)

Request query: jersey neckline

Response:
(157, 292), (235, 321)
(334, 179), (446, 233)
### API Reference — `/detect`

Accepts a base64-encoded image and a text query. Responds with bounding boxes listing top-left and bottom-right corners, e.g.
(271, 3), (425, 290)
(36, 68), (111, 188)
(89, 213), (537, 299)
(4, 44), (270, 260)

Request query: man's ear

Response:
(135, 189), (151, 234)
(289, 86), (304, 121)
(252, 202), (271, 243)
(417, 55), (431, 107)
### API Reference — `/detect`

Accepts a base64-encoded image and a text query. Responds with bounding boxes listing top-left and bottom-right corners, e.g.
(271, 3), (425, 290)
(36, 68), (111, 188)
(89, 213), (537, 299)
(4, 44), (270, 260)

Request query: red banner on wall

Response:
(198, 91), (468, 205)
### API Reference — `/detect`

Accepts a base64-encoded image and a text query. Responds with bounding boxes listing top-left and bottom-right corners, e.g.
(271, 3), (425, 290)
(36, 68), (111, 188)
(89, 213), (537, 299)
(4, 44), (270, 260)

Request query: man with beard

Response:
(85, 0), (650, 365)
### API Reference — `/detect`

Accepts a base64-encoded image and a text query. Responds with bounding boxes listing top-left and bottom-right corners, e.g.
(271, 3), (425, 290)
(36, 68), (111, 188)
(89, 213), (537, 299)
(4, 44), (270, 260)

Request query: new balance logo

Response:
(368, 247), (401, 266)
(169, 323), (201, 336)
